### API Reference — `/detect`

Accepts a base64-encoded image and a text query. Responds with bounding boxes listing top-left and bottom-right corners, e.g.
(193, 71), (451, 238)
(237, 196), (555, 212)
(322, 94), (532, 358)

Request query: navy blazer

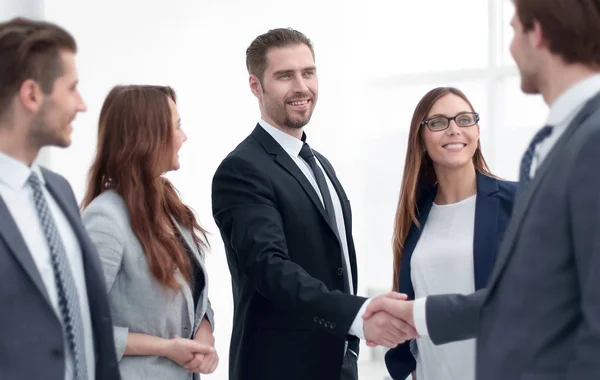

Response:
(385, 172), (517, 380)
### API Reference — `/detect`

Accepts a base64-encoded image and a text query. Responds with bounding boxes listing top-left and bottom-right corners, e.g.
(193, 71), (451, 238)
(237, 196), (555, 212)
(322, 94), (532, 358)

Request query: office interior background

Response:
(2, 0), (548, 378)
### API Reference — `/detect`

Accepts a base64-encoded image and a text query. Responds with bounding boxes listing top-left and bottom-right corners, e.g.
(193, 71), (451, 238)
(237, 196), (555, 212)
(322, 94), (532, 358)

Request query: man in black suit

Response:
(0, 18), (120, 379)
(212, 28), (415, 380)
(365, 1), (600, 379)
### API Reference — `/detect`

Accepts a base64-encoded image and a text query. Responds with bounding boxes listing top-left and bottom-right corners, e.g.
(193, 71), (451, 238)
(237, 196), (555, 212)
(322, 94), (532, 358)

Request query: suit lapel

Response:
(171, 217), (206, 328)
(42, 171), (107, 301)
(0, 196), (53, 305)
(473, 173), (500, 290)
(315, 152), (358, 291)
(252, 126), (342, 244)
(488, 91), (600, 288)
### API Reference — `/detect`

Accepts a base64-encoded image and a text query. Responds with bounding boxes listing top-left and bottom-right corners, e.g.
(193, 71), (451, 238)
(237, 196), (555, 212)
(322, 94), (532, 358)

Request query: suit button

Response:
(324, 321), (330, 328)
(319, 318), (324, 325)
(50, 348), (63, 359)
(330, 323), (336, 329)
(336, 268), (343, 276)
(314, 316), (319, 323)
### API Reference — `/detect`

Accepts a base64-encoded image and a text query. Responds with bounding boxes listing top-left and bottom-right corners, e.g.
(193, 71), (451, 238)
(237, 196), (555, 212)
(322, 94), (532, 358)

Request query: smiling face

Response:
(28, 50), (87, 148)
(250, 43), (318, 133)
(167, 97), (186, 171)
(421, 93), (480, 172)
(509, 13), (543, 95)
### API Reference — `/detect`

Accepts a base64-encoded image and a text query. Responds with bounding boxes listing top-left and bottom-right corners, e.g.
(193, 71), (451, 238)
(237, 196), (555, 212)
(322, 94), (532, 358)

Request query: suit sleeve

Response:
(81, 206), (128, 360)
(565, 129), (600, 379)
(424, 289), (487, 345)
(212, 155), (366, 338)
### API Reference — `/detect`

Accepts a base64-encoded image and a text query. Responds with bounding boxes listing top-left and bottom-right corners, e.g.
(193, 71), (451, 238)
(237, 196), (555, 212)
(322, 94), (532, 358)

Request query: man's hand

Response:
(363, 310), (417, 348)
(185, 317), (219, 374)
(361, 292), (417, 348)
(364, 295), (416, 324)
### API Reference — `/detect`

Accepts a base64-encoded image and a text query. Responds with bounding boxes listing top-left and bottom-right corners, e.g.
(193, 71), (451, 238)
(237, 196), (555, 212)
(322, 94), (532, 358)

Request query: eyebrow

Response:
(272, 66), (317, 76)
(427, 111), (472, 118)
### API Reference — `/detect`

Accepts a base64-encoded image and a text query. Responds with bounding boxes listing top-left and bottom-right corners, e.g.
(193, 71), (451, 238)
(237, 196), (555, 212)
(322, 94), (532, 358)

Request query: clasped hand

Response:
(361, 292), (419, 348)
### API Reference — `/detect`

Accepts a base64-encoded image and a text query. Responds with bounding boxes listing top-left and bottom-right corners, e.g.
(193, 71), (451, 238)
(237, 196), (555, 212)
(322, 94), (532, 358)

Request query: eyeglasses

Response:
(421, 112), (480, 132)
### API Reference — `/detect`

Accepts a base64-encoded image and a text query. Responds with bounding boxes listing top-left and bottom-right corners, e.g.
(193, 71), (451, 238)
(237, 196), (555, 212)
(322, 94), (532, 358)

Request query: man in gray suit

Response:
(366, 1), (600, 379)
(0, 18), (120, 379)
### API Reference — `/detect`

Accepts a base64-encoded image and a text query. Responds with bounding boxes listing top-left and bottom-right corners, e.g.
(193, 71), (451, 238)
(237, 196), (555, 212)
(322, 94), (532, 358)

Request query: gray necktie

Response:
(28, 172), (88, 380)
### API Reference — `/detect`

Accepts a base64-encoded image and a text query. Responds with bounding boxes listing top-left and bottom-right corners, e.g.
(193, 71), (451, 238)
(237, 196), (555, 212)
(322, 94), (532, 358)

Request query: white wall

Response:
(1, 0), (42, 19)
(39, 1), (549, 379)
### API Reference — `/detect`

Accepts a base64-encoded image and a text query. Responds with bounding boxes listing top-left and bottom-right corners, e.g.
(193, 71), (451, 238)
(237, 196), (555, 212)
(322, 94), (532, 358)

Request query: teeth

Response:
(289, 100), (309, 106)
(445, 143), (464, 149)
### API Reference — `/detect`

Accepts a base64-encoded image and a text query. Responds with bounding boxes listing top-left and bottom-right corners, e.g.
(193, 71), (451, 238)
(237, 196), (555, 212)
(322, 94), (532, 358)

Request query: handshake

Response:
(361, 292), (419, 349)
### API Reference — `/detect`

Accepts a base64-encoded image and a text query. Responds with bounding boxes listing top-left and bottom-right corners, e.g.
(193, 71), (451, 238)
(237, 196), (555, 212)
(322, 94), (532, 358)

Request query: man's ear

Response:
(249, 74), (263, 98)
(18, 79), (44, 113)
(530, 20), (548, 50)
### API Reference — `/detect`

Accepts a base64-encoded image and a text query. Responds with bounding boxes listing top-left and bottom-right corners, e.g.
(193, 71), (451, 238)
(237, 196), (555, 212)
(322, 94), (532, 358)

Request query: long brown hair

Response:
(392, 87), (495, 291)
(82, 85), (208, 290)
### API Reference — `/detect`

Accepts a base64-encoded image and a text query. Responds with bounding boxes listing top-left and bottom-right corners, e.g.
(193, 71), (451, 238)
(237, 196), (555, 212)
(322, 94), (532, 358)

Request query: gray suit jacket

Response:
(82, 190), (214, 380)
(426, 91), (600, 380)
(0, 168), (120, 379)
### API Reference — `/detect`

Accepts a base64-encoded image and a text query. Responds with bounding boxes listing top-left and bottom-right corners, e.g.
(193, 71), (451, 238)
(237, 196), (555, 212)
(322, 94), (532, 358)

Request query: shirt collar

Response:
(258, 119), (305, 157)
(0, 151), (45, 190)
(547, 74), (600, 128)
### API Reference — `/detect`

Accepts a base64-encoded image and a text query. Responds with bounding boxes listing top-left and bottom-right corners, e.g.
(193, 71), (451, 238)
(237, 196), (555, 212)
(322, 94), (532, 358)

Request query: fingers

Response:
(379, 336), (399, 349)
(383, 292), (408, 301)
(184, 353), (205, 371)
(366, 340), (377, 347)
(185, 340), (216, 354)
(389, 315), (418, 340)
(199, 353), (219, 374)
(363, 293), (406, 319)
(363, 296), (394, 319)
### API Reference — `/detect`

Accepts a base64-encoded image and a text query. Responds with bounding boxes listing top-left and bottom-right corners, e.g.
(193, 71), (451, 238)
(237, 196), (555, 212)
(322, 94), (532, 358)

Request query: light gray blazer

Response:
(82, 190), (214, 380)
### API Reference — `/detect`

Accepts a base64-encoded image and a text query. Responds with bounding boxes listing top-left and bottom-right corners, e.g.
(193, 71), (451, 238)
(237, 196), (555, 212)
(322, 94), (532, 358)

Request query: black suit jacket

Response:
(0, 168), (120, 379)
(426, 90), (600, 380)
(212, 125), (366, 380)
(385, 173), (517, 379)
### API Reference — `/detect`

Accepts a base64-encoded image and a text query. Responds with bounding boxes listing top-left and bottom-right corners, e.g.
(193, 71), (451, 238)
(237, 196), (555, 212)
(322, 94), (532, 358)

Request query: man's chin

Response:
(52, 135), (72, 148)
(285, 116), (312, 130)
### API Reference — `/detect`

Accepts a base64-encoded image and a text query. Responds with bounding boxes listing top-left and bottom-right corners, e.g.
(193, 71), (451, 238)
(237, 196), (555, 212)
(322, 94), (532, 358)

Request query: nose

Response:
(446, 119), (461, 135)
(78, 92), (88, 112)
(182, 130), (188, 143)
(292, 73), (309, 93)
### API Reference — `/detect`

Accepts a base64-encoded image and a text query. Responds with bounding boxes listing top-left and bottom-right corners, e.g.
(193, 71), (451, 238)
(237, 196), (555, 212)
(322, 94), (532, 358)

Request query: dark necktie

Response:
(299, 143), (351, 294)
(519, 125), (553, 188)
(28, 173), (88, 380)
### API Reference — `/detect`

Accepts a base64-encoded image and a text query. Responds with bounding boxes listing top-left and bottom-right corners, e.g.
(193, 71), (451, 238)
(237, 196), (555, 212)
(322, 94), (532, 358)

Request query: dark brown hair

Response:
(514, 0), (600, 67)
(392, 87), (496, 291)
(246, 28), (314, 82)
(82, 85), (208, 290)
(0, 17), (76, 119)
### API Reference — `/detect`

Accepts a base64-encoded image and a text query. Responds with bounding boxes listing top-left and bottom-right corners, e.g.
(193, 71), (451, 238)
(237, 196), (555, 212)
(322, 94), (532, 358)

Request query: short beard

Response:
(29, 99), (68, 148)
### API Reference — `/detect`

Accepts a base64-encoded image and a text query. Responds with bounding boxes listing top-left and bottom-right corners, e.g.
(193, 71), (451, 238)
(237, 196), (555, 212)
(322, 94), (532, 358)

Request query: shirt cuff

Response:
(413, 297), (429, 337)
(348, 298), (371, 340)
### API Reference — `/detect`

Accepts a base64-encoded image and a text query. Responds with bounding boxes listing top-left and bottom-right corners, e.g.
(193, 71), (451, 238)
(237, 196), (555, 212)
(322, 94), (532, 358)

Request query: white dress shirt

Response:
(411, 196), (476, 380)
(0, 152), (95, 380)
(412, 74), (600, 339)
(530, 74), (600, 177)
(259, 120), (369, 340)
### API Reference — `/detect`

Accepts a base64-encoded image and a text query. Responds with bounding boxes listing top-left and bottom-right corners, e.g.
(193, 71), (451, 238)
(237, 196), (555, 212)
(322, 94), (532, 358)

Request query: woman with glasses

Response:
(384, 87), (517, 380)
